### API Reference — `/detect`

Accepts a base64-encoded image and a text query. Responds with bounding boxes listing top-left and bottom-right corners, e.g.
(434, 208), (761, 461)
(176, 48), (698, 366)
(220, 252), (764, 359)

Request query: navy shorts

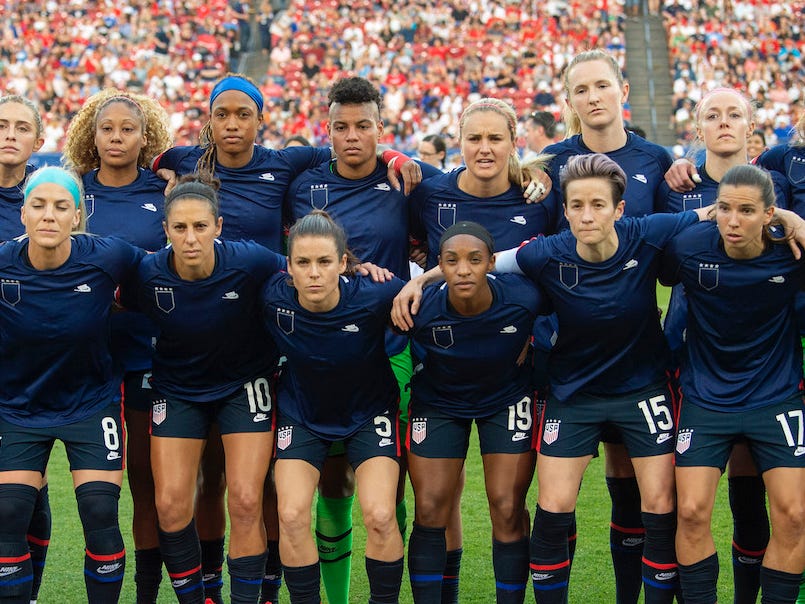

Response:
(122, 370), (153, 413)
(0, 401), (125, 473)
(407, 395), (537, 458)
(151, 375), (276, 438)
(675, 396), (805, 473)
(538, 383), (676, 458)
(274, 408), (400, 472)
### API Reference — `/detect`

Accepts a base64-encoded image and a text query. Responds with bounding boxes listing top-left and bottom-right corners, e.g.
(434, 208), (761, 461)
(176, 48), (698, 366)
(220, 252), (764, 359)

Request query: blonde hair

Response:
(686, 87), (756, 161)
(562, 50), (625, 137)
(459, 98), (550, 188)
(63, 89), (172, 175)
(0, 95), (43, 138)
(197, 72), (263, 177)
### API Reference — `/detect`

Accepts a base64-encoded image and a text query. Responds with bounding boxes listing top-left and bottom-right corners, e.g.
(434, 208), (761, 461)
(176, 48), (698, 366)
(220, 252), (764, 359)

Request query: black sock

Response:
(134, 547), (163, 604)
(493, 537), (529, 603)
(200, 537), (225, 604)
(678, 553), (718, 604)
(567, 514), (578, 570)
(408, 523), (446, 601)
(759, 566), (801, 604)
(530, 505), (574, 603)
(729, 476), (768, 604)
(260, 539), (282, 603)
(283, 562), (321, 604)
(229, 550), (268, 604)
(641, 512), (679, 603)
(607, 477), (644, 604)
(441, 548), (462, 604)
(159, 520), (204, 604)
(0, 484), (38, 604)
(366, 556), (403, 604)
(27, 484), (50, 602)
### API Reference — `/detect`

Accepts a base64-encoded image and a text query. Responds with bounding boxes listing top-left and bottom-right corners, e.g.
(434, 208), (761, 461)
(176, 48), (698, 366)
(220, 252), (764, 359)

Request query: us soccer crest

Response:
(310, 184), (328, 210)
(84, 193), (95, 219)
(0, 279), (20, 306)
(790, 154), (805, 184)
(154, 287), (175, 313)
(676, 429), (693, 454)
(697, 263), (719, 291)
(432, 325), (454, 349)
(437, 203), (456, 230)
(277, 427), (293, 450)
(152, 400), (167, 426)
(543, 419), (561, 445)
(411, 420), (427, 444)
(276, 308), (295, 335)
(559, 263), (578, 290)
(682, 193), (704, 211)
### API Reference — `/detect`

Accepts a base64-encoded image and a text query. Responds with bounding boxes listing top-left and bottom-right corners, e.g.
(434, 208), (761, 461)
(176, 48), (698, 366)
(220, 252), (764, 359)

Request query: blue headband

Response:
(209, 76), (263, 113)
(24, 167), (81, 209)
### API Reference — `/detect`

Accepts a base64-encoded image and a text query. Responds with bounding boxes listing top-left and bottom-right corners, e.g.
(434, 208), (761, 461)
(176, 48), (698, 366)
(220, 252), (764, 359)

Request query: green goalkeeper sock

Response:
(316, 494), (354, 604)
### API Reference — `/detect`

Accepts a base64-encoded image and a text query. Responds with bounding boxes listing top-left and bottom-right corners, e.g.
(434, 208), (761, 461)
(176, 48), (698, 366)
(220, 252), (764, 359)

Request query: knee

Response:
(76, 482), (120, 528)
(771, 499), (805, 540)
(487, 492), (522, 532)
(362, 503), (397, 539)
(227, 485), (263, 525)
(278, 502), (311, 538)
(639, 491), (675, 515)
(155, 486), (193, 528)
(676, 497), (711, 532)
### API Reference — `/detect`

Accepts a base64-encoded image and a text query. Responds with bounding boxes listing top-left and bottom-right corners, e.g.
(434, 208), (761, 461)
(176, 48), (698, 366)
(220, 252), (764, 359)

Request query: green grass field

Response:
(38, 427), (739, 602)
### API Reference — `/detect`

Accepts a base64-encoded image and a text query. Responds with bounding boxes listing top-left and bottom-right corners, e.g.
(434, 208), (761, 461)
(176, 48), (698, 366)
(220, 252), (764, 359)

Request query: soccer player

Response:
(405, 96), (551, 602)
(394, 153), (715, 603)
(151, 74), (420, 602)
(404, 221), (546, 603)
(0, 95), (52, 603)
(261, 210), (406, 604)
(122, 174), (286, 604)
(0, 167), (143, 603)
(541, 49), (677, 602)
(662, 164), (805, 604)
(62, 88), (172, 604)
(660, 88), (792, 604)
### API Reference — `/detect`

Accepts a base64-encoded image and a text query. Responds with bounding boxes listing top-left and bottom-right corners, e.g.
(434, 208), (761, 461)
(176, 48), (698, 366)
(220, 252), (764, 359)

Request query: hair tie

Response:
(210, 76), (264, 113)
(24, 167), (81, 209)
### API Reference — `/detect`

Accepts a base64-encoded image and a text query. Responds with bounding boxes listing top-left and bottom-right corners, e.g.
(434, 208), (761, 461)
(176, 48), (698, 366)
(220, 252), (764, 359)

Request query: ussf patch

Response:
(411, 420), (427, 444)
(676, 429), (693, 454)
(152, 401), (167, 426)
(543, 419), (561, 445)
(277, 427), (293, 450)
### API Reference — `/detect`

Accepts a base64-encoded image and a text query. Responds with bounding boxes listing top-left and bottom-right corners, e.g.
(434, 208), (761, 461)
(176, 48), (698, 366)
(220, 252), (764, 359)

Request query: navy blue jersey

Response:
(409, 168), (556, 269)
(0, 164), (35, 242)
(514, 212), (699, 401)
(152, 145), (331, 251)
(261, 273), (403, 440)
(757, 143), (804, 216)
(83, 168), (167, 374)
(544, 131), (673, 231)
(660, 164), (793, 354)
(127, 240), (285, 402)
(0, 235), (144, 426)
(661, 221), (804, 411)
(410, 273), (546, 418)
(286, 159), (414, 357)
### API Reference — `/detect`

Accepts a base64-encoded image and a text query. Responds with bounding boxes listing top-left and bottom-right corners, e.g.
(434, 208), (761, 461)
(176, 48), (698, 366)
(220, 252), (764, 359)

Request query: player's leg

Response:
(196, 426), (227, 604)
(317, 450), (355, 604)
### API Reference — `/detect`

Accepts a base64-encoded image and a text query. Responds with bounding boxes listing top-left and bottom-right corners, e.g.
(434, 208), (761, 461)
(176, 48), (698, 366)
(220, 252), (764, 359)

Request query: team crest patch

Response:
(559, 263), (578, 290)
(155, 287), (175, 313)
(789, 155), (805, 184)
(152, 401), (167, 426)
(310, 184), (329, 210)
(676, 429), (693, 454)
(277, 427), (293, 450)
(0, 279), (21, 306)
(437, 203), (456, 230)
(84, 193), (95, 219)
(682, 193), (704, 211)
(432, 325), (454, 349)
(411, 420), (427, 444)
(697, 263), (719, 291)
(276, 308), (295, 335)
(543, 419), (561, 445)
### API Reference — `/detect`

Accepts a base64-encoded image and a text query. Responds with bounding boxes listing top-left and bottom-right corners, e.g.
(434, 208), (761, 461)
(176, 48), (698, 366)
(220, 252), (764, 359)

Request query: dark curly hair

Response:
(327, 77), (383, 113)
